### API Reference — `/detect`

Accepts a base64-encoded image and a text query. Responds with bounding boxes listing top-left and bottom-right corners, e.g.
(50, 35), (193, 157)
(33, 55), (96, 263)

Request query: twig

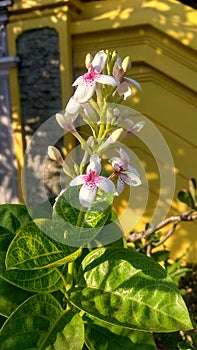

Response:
(127, 210), (197, 245)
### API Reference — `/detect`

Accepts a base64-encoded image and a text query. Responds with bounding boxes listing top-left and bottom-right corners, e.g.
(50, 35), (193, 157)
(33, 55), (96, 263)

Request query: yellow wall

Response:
(8, 0), (197, 261)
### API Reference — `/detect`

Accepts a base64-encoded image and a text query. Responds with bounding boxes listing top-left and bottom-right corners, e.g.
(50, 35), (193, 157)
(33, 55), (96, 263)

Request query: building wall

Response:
(7, 0), (197, 261)
(16, 27), (62, 202)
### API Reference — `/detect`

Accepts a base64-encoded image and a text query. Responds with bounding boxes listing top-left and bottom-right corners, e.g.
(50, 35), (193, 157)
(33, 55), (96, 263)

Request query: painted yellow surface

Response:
(8, 0), (197, 261)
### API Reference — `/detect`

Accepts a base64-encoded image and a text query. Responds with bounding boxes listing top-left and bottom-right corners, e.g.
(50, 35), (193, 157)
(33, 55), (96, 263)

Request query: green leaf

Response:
(0, 204), (32, 233)
(67, 247), (193, 332)
(52, 187), (117, 247)
(53, 187), (80, 226)
(189, 178), (197, 206)
(84, 316), (156, 350)
(178, 341), (196, 350)
(177, 190), (195, 209)
(151, 250), (170, 262)
(0, 232), (66, 292)
(0, 277), (33, 317)
(0, 293), (84, 350)
(6, 220), (81, 270)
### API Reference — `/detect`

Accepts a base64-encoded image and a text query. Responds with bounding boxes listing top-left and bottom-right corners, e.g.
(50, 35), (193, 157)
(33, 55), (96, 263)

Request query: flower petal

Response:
(127, 165), (140, 178)
(73, 82), (97, 103)
(117, 80), (130, 95)
(117, 177), (125, 195)
(69, 175), (85, 186)
(113, 61), (124, 80)
(110, 156), (124, 171)
(122, 86), (133, 100)
(117, 148), (130, 170)
(131, 121), (145, 134)
(95, 74), (119, 86)
(86, 154), (101, 174)
(79, 184), (97, 207)
(97, 177), (115, 193)
(66, 96), (81, 114)
(121, 172), (141, 187)
(72, 75), (85, 87)
(92, 51), (107, 73)
(124, 77), (142, 91)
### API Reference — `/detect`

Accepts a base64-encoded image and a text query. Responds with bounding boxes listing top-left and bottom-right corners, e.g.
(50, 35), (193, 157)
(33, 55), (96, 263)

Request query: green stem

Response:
(98, 122), (106, 139)
(66, 261), (74, 292)
(77, 209), (85, 227)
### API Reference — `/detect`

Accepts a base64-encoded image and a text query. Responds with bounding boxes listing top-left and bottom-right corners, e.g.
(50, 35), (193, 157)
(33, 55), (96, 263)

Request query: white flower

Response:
(55, 97), (81, 130)
(72, 51), (119, 103)
(110, 148), (141, 195)
(70, 154), (115, 207)
(113, 60), (142, 100)
(124, 119), (145, 135)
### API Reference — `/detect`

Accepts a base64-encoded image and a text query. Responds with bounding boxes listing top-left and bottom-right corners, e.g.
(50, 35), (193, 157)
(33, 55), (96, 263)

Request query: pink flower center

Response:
(85, 170), (100, 185)
(83, 65), (100, 84)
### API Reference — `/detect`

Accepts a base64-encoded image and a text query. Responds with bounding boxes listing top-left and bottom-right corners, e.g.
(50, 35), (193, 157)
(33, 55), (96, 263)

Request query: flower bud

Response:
(48, 146), (63, 165)
(98, 128), (124, 153)
(108, 128), (124, 143)
(56, 113), (66, 129)
(112, 50), (117, 60)
(122, 56), (131, 72)
(85, 53), (93, 68)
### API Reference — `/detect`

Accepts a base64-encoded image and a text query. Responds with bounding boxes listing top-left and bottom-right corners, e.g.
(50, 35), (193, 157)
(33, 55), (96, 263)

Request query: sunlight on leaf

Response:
(68, 248), (193, 332)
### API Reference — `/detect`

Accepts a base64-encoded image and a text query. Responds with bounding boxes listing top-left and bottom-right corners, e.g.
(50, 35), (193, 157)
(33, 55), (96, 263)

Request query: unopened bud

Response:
(48, 146), (63, 165)
(85, 53), (93, 69)
(122, 56), (131, 72)
(56, 113), (66, 129)
(112, 50), (117, 60)
(108, 128), (124, 143)
(98, 128), (124, 153)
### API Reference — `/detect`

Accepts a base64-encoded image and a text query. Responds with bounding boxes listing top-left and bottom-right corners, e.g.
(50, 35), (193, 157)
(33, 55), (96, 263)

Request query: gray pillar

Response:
(0, 1), (20, 203)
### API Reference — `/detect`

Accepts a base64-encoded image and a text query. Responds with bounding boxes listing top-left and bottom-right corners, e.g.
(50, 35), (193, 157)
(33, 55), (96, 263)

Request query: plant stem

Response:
(77, 209), (85, 227)
(66, 261), (74, 292)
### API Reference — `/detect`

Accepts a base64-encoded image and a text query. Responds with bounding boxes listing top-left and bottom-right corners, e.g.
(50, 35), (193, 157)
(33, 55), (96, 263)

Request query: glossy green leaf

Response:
(177, 190), (195, 209)
(6, 220), (81, 270)
(68, 247), (193, 332)
(84, 316), (156, 350)
(53, 187), (113, 228)
(0, 232), (65, 292)
(0, 204), (32, 233)
(52, 187), (116, 247)
(0, 293), (84, 350)
(0, 277), (33, 317)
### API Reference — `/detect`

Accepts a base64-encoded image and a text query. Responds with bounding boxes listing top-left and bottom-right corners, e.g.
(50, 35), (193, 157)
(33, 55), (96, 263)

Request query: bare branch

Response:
(127, 210), (197, 244)
(153, 221), (178, 247)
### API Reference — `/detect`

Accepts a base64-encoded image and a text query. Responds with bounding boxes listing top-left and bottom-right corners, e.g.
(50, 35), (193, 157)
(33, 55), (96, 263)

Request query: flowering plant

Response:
(0, 50), (194, 350)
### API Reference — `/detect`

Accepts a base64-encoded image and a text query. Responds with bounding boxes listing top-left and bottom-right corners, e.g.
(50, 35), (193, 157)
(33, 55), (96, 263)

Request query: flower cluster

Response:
(48, 50), (144, 207)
